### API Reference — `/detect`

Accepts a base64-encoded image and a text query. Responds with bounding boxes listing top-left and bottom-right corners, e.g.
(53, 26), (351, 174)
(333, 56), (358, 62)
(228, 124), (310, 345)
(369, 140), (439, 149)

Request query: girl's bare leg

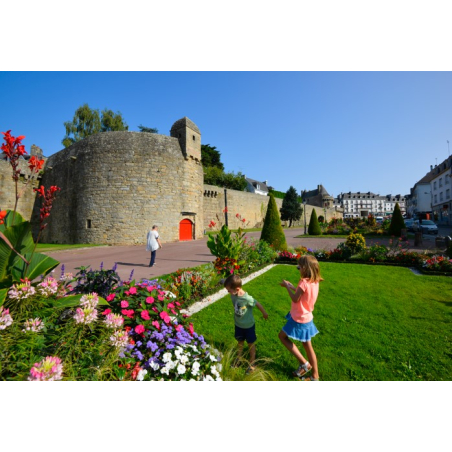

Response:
(302, 340), (319, 379)
(278, 330), (308, 365)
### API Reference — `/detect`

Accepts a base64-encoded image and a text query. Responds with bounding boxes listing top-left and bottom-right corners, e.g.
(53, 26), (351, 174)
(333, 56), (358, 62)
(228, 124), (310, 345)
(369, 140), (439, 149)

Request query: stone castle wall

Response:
(203, 184), (341, 231)
(38, 131), (204, 244)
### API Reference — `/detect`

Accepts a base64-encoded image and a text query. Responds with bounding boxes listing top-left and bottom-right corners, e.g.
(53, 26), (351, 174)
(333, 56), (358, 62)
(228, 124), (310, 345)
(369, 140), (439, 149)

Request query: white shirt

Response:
(146, 230), (160, 252)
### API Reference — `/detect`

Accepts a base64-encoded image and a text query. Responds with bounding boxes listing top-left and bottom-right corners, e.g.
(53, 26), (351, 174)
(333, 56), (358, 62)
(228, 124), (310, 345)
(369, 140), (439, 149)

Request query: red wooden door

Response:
(179, 219), (193, 241)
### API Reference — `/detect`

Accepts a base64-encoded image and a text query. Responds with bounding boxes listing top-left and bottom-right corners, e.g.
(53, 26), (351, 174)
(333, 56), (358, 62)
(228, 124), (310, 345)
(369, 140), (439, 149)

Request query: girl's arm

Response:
(280, 280), (304, 303)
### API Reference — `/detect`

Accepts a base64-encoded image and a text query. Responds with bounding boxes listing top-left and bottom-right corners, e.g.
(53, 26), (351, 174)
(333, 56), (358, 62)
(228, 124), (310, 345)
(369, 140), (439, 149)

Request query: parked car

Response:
(404, 219), (415, 231)
(376, 216), (384, 224)
(413, 219), (438, 235)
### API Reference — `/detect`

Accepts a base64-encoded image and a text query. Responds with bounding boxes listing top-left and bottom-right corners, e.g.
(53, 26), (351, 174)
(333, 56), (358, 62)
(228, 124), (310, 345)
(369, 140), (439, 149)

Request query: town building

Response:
(337, 192), (407, 218)
(243, 176), (269, 195)
(430, 156), (452, 225)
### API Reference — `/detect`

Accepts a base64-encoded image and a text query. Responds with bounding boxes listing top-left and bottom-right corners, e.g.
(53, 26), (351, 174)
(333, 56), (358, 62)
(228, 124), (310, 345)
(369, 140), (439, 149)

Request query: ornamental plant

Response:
(345, 232), (366, 254)
(388, 203), (406, 237)
(0, 130), (61, 304)
(260, 193), (287, 250)
(308, 209), (322, 236)
(69, 263), (121, 299)
(120, 322), (222, 381)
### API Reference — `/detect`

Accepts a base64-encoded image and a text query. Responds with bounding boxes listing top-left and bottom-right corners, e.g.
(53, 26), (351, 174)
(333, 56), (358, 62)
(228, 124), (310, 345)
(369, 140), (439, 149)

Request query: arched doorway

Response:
(179, 219), (193, 241)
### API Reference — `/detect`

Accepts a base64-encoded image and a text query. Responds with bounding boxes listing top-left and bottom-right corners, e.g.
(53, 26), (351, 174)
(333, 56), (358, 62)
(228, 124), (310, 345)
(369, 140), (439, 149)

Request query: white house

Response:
(430, 156), (452, 225)
(337, 192), (406, 218)
(243, 176), (269, 196)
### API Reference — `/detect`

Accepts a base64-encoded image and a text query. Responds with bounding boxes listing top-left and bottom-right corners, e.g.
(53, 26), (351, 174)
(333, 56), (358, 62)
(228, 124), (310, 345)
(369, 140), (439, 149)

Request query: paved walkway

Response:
(44, 227), (444, 282)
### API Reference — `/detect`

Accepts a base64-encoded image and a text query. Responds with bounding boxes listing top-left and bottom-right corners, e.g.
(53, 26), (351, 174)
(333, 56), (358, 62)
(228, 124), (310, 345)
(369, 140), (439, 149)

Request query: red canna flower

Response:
(28, 155), (44, 173)
(0, 210), (6, 225)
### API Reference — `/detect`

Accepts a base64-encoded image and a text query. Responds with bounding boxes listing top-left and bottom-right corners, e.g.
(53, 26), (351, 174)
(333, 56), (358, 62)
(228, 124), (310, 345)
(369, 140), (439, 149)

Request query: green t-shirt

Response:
(231, 292), (257, 328)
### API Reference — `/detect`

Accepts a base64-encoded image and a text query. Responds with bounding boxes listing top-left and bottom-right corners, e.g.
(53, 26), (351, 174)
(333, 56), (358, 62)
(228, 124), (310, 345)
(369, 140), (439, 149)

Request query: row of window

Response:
(433, 189), (451, 203)
(433, 176), (450, 190)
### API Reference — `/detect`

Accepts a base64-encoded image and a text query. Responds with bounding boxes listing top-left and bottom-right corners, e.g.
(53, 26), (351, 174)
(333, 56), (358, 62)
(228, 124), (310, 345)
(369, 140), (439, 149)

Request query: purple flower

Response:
(147, 341), (158, 352)
(60, 264), (65, 278)
(100, 261), (104, 270)
(134, 350), (144, 360)
(129, 269), (134, 281)
(112, 262), (118, 272)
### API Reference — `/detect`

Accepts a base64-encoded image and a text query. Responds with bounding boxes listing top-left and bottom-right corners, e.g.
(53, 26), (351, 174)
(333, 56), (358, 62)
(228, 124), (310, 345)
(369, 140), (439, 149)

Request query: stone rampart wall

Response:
(38, 132), (204, 245)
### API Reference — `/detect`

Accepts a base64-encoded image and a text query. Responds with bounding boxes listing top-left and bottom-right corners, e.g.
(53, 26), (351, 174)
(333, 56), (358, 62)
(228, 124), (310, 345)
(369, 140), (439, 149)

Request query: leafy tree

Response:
(308, 209), (322, 235)
(260, 193), (287, 250)
(62, 104), (128, 148)
(203, 167), (247, 191)
(138, 125), (159, 133)
(388, 202), (406, 237)
(280, 186), (303, 227)
(201, 144), (224, 170)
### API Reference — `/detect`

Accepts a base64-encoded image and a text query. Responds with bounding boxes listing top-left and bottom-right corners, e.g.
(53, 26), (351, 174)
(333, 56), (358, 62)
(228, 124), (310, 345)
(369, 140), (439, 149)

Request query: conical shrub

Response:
(260, 193), (287, 251)
(388, 202), (405, 237)
(308, 209), (322, 235)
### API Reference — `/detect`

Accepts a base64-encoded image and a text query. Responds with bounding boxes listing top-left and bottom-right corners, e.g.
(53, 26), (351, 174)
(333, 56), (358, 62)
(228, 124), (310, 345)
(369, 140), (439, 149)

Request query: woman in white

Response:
(146, 225), (163, 267)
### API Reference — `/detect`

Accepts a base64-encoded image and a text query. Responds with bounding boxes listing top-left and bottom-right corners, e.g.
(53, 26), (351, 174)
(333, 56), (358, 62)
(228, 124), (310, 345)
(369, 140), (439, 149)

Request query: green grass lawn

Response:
(36, 243), (105, 252)
(190, 263), (452, 380)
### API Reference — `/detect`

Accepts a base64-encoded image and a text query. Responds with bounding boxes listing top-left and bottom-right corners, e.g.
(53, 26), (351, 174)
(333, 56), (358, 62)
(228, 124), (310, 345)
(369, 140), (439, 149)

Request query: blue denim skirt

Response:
(282, 312), (319, 342)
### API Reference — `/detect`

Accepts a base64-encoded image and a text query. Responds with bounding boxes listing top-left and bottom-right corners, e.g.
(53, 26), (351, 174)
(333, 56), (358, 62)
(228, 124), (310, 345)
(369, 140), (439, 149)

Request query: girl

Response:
(279, 254), (323, 381)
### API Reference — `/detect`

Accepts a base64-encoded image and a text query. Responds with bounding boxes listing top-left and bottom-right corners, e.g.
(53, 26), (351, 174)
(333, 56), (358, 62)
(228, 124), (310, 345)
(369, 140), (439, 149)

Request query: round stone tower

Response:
(37, 118), (204, 245)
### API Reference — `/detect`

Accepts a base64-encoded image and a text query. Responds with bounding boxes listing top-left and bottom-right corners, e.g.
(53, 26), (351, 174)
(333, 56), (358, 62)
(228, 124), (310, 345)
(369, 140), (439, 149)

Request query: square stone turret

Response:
(170, 117), (201, 161)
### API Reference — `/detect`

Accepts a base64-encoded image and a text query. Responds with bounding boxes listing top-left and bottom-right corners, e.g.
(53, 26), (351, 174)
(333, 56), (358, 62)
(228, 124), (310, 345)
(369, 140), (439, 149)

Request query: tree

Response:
(280, 186), (303, 227)
(388, 202), (406, 237)
(260, 193), (287, 250)
(201, 144), (224, 170)
(62, 104), (128, 148)
(203, 167), (247, 191)
(308, 209), (322, 235)
(138, 125), (158, 133)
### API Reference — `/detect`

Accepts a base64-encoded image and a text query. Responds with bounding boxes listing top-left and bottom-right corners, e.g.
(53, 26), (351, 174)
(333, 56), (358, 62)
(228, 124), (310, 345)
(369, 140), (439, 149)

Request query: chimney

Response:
(263, 180), (268, 185)
(430, 165), (433, 170)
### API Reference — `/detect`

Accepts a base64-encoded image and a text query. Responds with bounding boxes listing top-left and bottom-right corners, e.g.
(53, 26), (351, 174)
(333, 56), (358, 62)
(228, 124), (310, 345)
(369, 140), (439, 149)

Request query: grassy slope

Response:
(191, 263), (452, 381)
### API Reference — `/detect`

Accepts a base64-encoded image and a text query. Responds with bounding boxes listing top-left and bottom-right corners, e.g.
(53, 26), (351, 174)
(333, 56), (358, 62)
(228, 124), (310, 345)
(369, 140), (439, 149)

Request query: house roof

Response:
(245, 177), (269, 192)
(302, 184), (331, 199)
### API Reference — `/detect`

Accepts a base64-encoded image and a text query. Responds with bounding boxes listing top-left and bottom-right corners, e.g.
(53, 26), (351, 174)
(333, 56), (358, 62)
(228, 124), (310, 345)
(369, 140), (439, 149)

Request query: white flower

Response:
(167, 360), (177, 370)
(150, 361), (160, 371)
(137, 369), (148, 381)
(161, 366), (170, 375)
(162, 352), (172, 363)
(177, 364), (186, 375)
(203, 375), (214, 381)
(216, 376), (223, 381)
(217, 363), (223, 372)
(209, 354), (217, 362)
(180, 355), (189, 365)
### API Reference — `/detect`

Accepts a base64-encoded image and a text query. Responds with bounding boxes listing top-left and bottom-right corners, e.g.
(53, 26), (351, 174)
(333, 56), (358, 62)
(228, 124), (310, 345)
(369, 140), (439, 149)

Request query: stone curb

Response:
(180, 264), (277, 317)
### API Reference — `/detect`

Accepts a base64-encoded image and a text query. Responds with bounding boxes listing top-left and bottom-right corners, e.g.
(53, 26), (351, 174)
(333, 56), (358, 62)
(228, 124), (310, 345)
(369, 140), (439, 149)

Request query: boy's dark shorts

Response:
(235, 324), (257, 344)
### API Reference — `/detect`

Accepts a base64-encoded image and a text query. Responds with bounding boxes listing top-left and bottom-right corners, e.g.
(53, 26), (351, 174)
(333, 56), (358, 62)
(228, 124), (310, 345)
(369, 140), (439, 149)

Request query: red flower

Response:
(106, 294), (116, 302)
(135, 324), (145, 334)
(141, 310), (150, 320)
(0, 210), (6, 225)
(188, 323), (194, 335)
(125, 326), (132, 332)
(102, 308), (112, 315)
(28, 155), (44, 173)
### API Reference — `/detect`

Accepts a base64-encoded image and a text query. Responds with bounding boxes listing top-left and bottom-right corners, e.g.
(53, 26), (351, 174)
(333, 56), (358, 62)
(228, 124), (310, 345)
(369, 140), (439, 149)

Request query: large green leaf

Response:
(11, 252), (59, 282)
(52, 294), (109, 308)
(0, 210), (26, 232)
(0, 288), (8, 307)
(0, 221), (35, 282)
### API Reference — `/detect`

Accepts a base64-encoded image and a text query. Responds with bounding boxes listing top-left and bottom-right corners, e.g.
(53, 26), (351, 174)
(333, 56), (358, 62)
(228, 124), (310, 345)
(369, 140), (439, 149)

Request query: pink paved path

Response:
(45, 227), (440, 281)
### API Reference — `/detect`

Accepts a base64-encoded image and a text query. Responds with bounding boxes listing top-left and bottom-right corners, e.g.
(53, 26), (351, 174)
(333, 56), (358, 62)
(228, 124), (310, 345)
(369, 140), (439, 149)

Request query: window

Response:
(434, 181), (437, 189)
(439, 178), (443, 187)
(434, 195), (437, 203)
(446, 175), (450, 184)
(446, 189), (450, 199)
(193, 135), (196, 141)
(87, 219), (92, 229)
(440, 192), (443, 201)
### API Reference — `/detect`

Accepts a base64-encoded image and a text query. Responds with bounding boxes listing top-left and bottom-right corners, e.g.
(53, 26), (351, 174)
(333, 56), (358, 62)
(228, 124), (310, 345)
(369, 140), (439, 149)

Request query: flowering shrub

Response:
(327, 243), (352, 261)
(421, 255), (452, 272)
(213, 257), (241, 276)
(275, 250), (300, 263)
(121, 322), (222, 381)
(165, 266), (218, 301)
(69, 263), (120, 299)
(294, 246), (309, 256)
(345, 233), (366, 254)
(28, 356), (63, 381)
(238, 238), (277, 272)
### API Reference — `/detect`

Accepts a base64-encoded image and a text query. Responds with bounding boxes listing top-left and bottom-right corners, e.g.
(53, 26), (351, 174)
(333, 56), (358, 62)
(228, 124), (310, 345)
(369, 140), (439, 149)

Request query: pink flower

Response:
(171, 309), (176, 315)
(102, 308), (112, 315)
(106, 294), (116, 302)
(135, 324), (145, 334)
(158, 296), (165, 301)
(159, 311), (170, 324)
(175, 324), (182, 332)
(145, 296), (154, 304)
(121, 309), (135, 318)
(147, 285), (156, 292)
(120, 300), (129, 308)
(152, 307), (158, 313)
(28, 356), (63, 381)
(175, 302), (181, 307)
(141, 310), (150, 320)
(167, 303), (174, 309)
(129, 287), (137, 295)
(152, 320), (160, 330)
(189, 323), (194, 335)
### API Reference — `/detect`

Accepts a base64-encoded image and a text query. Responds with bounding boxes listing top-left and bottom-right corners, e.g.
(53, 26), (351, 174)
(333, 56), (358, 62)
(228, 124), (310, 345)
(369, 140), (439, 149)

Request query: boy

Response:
(224, 274), (268, 373)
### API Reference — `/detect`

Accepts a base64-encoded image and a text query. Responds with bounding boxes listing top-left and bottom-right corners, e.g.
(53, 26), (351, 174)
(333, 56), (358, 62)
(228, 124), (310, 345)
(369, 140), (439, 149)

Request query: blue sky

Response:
(1, 71), (451, 198)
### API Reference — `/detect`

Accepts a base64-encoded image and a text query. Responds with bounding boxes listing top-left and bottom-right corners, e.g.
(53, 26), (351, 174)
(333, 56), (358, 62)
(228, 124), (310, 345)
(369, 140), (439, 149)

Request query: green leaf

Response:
(0, 210), (26, 232)
(0, 288), (7, 307)
(11, 252), (59, 282)
(51, 294), (109, 308)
